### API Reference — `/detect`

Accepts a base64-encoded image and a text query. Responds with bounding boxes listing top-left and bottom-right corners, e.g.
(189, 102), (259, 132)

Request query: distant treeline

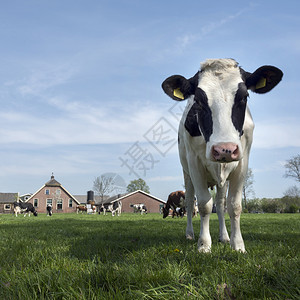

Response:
(244, 196), (300, 213)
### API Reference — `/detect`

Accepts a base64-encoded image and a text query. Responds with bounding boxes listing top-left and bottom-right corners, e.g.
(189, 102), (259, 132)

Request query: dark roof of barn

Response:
(109, 190), (165, 204)
(103, 193), (127, 204)
(0, 193), (18, 203)
(45, 174), (61, 187)
(73, 195), (109, 205)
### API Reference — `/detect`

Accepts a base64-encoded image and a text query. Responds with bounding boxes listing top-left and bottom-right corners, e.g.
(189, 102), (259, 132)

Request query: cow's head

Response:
(162, 59), (283, 162)
(162, 206), (169, 218)
(33, 210), (38, 216)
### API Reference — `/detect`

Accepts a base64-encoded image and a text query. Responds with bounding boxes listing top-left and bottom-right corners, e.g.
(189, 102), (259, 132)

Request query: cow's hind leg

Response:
(184, 171), (195, 240)
(216, 184), (230, 243)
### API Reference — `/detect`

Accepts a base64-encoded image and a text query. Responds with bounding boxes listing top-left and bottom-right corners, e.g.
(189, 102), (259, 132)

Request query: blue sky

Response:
(0, 0), (299, 201)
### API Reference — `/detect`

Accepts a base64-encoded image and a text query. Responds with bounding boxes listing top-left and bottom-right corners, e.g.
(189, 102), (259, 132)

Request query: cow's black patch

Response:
(184, 103), (202, 137)
(113, 202), (118, 210)
(231, 82), (248, 136)
(184, 88), (213, 142)
(194, 88), (213, 142)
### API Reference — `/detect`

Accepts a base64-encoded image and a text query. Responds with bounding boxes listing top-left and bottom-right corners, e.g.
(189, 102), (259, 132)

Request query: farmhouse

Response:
(108, 190), (165, 213)
(26, 174), (80, 214)
(0, 193), (19, 214)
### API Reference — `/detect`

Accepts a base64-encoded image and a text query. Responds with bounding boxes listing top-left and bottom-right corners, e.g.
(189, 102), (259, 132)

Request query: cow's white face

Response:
(196, 60), (246, 161)
(162, 58), (283, 162)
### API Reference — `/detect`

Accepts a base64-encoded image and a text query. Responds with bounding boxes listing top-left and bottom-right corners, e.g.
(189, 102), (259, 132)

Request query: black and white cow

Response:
(133, 204), (148, 215)
(13, 201), (38, 217)
(162, 58), (283, 252)
(46, 204), (53, 216)
(101, 201), (122, 216)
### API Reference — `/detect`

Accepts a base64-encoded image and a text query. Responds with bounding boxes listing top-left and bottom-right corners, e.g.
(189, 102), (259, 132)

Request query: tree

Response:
(93, 175), (115, 204)
(284, 154), (300, 183)
(283, 185), (300, 198)
(282, 186), (300, 213)
(127, 178), (150, 193)
(242, 168), (255, 209)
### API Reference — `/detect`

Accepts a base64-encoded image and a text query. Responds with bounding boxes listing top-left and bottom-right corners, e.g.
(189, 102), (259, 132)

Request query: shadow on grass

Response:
(2, 213), (298, 263)
(67, 217), (194, 261)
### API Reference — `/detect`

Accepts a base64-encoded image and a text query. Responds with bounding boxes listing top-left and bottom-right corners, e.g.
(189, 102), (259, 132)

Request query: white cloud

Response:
(253, 118), (300, 149)
(0, 100), (166, 146)
(149, 176), (182, 182)
(17, 62), (78, 97)
(252, 160), (286, 174)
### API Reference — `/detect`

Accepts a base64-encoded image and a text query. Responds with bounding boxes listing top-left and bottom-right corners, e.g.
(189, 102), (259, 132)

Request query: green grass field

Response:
(0, 213), (299, 299)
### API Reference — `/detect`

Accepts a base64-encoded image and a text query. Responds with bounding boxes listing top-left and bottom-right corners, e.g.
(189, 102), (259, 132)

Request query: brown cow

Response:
(163, 191), (186, 218)
(76, 205), (87, 214)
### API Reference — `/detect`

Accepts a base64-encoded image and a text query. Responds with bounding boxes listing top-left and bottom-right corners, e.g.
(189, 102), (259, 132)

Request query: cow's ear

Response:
(245, 66), (283, 94)
(162, 74), (197, 101)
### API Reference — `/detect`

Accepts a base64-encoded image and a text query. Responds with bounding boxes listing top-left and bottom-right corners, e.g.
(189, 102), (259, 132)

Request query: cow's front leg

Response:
(197, 194), (213, 253)
(184, 172), (195, 240)
(216, 184), (230, 243)
(227, 187), (245, 252)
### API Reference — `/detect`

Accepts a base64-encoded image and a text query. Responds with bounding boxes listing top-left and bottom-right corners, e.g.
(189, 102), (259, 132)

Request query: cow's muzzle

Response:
(211, 143), (240, 162)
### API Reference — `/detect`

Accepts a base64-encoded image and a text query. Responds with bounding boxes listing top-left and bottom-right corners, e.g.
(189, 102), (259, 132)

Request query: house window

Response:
(47, 199), (52, 208)
(45, 189), (50, 195)
(34, 199), (38, 207)
(68, 199), (73, 208)
(4, 204), (11, 210)
(57, 199), (63, 210)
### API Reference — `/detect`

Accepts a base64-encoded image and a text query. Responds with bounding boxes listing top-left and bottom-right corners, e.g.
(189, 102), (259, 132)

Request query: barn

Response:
(0, 193), (18, 214)
(26, 174), (80, 214)
(108, 190), (165, 213)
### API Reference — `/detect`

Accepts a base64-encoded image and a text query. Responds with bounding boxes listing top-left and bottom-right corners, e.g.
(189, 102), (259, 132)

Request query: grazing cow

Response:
(162, 58), (283, 252)
(163, 191), (186, 218)
(101, 201), (122, 216)
(13, 201), (38, 217)
(173, 206), (185, 218)
(46, 204), (53, 216)
(133, 204), (148, 215)
(111, 201), (122, 216)
(14, 205), (22, 217)
(76, 205), (87, 214)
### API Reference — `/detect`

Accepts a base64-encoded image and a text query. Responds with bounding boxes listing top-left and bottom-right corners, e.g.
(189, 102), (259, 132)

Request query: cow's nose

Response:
(212, 143), (239, 162)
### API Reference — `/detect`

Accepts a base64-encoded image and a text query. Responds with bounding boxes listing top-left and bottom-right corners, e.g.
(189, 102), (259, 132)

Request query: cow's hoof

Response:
(234, 247), (246, 253)
(230, 243), (246, 253)
(198, 244), (211, 253)
(219, 237), (230, 244)
(186, 234), (194, 240)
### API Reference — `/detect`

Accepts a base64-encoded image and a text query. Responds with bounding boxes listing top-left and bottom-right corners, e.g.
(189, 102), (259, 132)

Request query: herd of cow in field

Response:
(12, 201), (149, 217)
(11, 58), (283, 254)
(11, 190), (202, 219)
(12, 190), (192, 218)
